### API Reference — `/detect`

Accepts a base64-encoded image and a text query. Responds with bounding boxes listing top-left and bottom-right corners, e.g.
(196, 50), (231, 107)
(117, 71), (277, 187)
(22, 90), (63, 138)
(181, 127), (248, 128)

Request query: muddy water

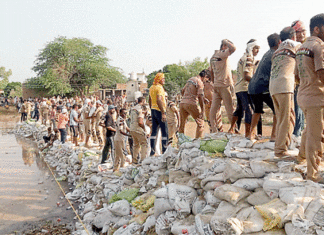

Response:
(0, 119), (75, 234)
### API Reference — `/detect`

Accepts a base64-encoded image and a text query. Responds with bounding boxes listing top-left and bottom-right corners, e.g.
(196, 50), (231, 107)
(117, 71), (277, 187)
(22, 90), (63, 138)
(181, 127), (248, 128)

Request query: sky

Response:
(1, 0), (324, 83)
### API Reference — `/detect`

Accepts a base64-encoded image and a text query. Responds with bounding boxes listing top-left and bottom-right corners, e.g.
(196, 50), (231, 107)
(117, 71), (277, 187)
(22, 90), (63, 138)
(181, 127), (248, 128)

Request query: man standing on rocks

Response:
(291, 20), (307, 138)
(70, 104), (79, 146)
(269, 27), (300, 158)
(247, 33), (281, 141)
(130, 97), (148, 164)
(179, 70), (208, 139)
(83, 99), (92, 148)
(209, 39), (236, 133)
(92, 100), (104, 147)
(165, 93), (179, 144)
(114, 108), (130, 171)
(101, 105), (116, 164)
(296, 13), (324, 182)
(149, 73), (168, 156)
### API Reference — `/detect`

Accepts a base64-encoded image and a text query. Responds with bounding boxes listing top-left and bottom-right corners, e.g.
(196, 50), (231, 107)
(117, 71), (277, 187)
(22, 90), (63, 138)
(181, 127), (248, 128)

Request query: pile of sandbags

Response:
(15, 123), (324, 235)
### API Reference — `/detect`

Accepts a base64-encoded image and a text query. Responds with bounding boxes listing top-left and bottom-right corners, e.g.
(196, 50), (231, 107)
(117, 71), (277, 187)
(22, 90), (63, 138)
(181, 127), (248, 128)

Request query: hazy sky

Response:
(1, 0), (323, 83)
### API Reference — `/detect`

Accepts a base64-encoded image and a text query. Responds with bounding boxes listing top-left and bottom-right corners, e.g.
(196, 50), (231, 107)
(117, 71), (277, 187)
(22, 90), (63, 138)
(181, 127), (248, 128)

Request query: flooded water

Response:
(0, 119), (75, 234)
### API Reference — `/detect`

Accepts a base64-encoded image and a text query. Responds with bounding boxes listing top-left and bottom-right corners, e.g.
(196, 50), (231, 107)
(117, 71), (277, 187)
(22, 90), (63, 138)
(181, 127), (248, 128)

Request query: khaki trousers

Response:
(272, 93), (295, 156)
(43, 112), (48, 125)
(114, 139), (125, 169)
(168, 122), (177, 141)
(298, 106), (324, 181)
(130, 131), (148, 163)
(210, 86), (234, 133)
(84, 120), (91, 137)
(179, 103), (204, 138)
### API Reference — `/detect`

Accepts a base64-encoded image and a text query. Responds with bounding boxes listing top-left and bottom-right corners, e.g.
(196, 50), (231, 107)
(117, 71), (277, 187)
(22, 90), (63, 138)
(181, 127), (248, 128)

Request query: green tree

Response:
(0, 67), (12, 90)
(147, 57), (209, 96)
(32, 36), (125, 96)
(4, 82), (22, 97)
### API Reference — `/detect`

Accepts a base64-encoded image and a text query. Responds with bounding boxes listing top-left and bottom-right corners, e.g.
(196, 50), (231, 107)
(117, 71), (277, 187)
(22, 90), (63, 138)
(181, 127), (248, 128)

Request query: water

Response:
(0, 120), (75, 234)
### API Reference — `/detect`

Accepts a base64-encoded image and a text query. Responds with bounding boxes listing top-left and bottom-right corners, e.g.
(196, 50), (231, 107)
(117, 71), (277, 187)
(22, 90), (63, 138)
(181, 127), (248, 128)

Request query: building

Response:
(99, 72), (148, 101)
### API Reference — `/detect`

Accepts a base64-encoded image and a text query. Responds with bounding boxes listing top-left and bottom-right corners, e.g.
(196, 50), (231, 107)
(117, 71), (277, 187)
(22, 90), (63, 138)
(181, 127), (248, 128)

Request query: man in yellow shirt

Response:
(149, 72), (168, 156)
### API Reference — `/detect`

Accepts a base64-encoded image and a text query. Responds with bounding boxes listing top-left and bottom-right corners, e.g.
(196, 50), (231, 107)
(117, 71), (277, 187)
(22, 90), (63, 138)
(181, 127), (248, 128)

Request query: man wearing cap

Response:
(101, 105), (117, 164)
(209, 39), (236, 133)
(179, 70), (208, 138)
(296, 14), (324, 182)
(269, 27), (300, 158)
(149, 72), (168, 155)
(291, 20), (307, 138)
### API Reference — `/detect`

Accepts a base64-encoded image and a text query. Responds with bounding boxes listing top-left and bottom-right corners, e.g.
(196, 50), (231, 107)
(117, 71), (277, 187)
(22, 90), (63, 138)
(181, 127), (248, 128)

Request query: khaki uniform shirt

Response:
(210, 48), (233, 87)
(115, 116), (128, 141)
(180, 76), (204, 105)
(130, 104), (145, 134)
(296, 36), (324, 107)
(166, 101), (178, 125)
(270, 39), (301, 96)
(235, 53), (255, 93)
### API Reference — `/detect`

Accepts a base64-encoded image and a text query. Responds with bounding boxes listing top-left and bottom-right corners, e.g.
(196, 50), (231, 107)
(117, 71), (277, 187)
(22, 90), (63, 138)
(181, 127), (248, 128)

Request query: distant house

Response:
(99, 72), (148, 101)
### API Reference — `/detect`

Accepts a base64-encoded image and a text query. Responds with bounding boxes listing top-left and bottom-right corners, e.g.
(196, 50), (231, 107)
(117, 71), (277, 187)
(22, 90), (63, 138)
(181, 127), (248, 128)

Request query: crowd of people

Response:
(13, 13), (324, 182)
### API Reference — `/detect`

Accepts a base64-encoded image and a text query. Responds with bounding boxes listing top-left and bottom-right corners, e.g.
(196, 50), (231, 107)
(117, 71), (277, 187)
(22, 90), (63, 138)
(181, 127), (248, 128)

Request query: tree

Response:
(31, 36), (125, 96)
(0, 67), (12, 90)
(147, 57), (209, 96)
(4, 82), (22, 97)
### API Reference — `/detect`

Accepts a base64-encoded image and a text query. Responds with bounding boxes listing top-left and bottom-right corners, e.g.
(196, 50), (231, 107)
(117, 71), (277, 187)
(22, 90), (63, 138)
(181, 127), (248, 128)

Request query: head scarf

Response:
(292, 20), (306, 32)
(153, 72), (165, 85)
(246, 40), (260, 57)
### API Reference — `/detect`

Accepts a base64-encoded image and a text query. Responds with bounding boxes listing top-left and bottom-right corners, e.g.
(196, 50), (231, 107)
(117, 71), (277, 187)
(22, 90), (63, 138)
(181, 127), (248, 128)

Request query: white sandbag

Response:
(236, 207), (264, 233)
(201, 174), (224, 191)
(223, 159), (255, 182)
(233, 178), (264, 191)
(278, 161), (295, 173)
(247, 190), (271, 206)
(113, 222), (142, 235)
(304, 198), (324, 227)
(210, 217), (243, 235)
(250, 160), (279, 178)
(284, 222), (315, 235)
(155, 211), (178, 235)
(170, 216), (197, 234)
(192, 197), (207, 215)
(142, 215), (155, 234)
(154, 198), (173, 218)
(279, 185), (321, 210)
(188, 156), (208, 169)
(213, 201), (250, 221)
(202, 205), (216, 214)
(108, 199), (130, 216)
(174, 196), (191, 216)
(153, 187), (168, 198)
(210, 158), (227, 173)
(168, 183), (197, 209)
(214, 184), (251, 205)
(92, 209), (116, 228)
(205, 191), (221, 206)
(263, 172), (304, 199)
(195, 214), (214, 235)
